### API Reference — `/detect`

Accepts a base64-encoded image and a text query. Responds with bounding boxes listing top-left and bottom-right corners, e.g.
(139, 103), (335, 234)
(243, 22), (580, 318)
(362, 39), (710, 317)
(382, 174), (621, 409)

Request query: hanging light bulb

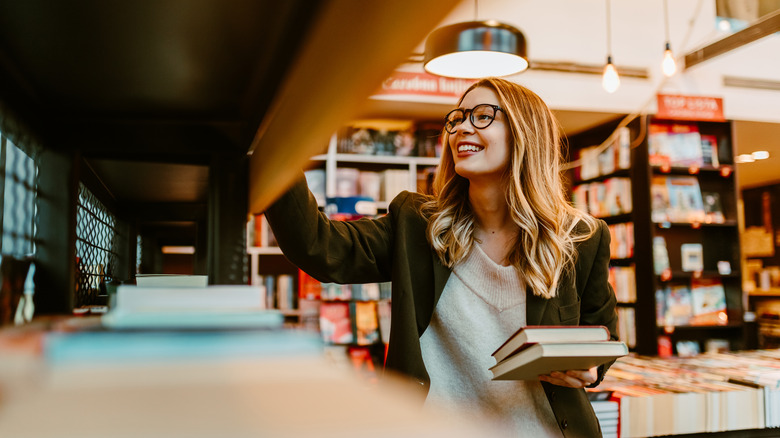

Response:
(602, 56), (620, 93)
(662, 42), (677, 76)
(602, 0), (619, 93)
(661, 0), (676, 77)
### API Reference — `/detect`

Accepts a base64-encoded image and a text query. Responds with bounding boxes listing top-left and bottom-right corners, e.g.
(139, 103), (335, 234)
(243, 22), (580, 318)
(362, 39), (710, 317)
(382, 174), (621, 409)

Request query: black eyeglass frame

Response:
(443, 104), (503, 134)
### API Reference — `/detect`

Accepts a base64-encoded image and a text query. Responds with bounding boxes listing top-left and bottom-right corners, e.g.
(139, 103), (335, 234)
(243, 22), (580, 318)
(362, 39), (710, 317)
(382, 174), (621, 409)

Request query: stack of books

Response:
(102, 280), (283, 330)
(489, 326), (628, 381)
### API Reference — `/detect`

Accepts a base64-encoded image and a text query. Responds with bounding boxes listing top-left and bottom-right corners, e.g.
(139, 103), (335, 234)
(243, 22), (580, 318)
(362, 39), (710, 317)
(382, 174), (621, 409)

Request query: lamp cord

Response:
(663, 0), (670, 43)
(474, 0), (479, 21)
(605, 0), (612, 57)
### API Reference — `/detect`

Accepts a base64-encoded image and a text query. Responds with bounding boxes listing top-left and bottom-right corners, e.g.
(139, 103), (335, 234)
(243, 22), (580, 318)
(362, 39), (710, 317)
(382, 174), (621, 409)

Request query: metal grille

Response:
(0, 135), (37, 257)
(75, 183), (117, 306)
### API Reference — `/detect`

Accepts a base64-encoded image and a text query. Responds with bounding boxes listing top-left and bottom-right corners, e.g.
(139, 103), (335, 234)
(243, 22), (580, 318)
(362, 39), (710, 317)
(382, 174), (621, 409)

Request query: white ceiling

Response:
(389, 0), (780, 191)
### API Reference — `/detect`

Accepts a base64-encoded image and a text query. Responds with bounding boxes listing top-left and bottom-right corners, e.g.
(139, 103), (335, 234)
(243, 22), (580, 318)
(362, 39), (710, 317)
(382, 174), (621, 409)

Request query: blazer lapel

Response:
(525, 292), (549, 326)
(526, 268), (574, 325)
(432, 253), (451, 306)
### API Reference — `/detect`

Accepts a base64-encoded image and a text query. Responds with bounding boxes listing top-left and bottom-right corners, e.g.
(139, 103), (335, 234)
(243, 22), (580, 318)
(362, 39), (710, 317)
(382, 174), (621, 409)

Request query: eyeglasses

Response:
(443, 104), (503, 134)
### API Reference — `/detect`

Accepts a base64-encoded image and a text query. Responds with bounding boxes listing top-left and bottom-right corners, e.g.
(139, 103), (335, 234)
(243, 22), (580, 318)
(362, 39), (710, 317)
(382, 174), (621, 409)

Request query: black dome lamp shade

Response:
(423, 20), (528, 79)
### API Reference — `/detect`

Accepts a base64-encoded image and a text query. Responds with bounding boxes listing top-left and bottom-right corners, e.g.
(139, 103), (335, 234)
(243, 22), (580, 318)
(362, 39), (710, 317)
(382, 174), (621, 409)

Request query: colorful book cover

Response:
(701, 191), (725, 224)
(297, 269), (322, 301)
(656, 287), (669, 326)
(667, 123), (703, 167)
(648, 123), (672, 167)
(699, 134), (720, 167)
(653, 236), (670, 275)
(665, 284), (693, 326)
(689, 278), (728, 326)
(319, 301), (353, 344)
(650, 176), (671, 223)
(351, 301), (379, 345)
(680, 243), (704, 272)
(665, 176), (705, 223)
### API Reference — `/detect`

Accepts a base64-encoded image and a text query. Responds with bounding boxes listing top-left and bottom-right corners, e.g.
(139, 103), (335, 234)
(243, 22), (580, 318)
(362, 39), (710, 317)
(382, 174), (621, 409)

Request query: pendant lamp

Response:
(423, 19), (528, 79)
(661, 0), (677, 77)
(602, 0), (620, 93)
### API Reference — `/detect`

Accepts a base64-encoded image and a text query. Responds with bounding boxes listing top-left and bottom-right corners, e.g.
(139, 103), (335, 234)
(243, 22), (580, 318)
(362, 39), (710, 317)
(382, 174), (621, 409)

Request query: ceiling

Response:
(0, 0), (778, 249)
(0, 0), (456, 248)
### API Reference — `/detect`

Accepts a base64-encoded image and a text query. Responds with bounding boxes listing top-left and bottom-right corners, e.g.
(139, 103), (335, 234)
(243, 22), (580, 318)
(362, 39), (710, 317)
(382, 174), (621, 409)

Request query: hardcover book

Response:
(491, 325), (612, 364)
(489, 341), (628, 381)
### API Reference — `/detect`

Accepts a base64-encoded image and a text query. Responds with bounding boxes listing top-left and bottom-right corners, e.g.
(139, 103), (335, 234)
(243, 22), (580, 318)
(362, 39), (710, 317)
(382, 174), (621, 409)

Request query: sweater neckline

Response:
(451, 244), (525, 311)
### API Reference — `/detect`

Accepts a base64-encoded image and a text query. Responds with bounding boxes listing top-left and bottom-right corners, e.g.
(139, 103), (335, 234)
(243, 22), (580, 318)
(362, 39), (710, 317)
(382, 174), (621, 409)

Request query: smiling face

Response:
(448, 87), (512, 183)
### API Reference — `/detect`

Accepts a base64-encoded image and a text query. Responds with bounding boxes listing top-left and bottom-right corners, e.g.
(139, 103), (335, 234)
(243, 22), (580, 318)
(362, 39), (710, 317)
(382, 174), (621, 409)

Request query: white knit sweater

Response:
(420, 244), (561, 437)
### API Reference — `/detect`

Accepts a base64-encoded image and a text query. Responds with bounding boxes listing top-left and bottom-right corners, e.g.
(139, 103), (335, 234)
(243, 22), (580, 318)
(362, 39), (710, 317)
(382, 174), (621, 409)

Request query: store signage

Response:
(656, 94), (725, 122)
(375, 71), (475, 98)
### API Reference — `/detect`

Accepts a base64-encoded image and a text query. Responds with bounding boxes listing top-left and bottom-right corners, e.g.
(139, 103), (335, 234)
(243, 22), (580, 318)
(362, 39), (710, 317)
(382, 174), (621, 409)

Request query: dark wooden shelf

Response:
(572, 168), (631, 184)
(651, 165), (734, 177)
(656, 271), (742, 281)
(601, 213), (634, 224)
(654, 220), (738, 228)
(657, 322), (744, 332)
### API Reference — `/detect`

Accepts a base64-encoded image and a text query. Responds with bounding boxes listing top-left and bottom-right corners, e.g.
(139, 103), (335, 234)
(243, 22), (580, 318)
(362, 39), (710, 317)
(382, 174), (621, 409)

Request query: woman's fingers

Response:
(538, 367), (597, 388)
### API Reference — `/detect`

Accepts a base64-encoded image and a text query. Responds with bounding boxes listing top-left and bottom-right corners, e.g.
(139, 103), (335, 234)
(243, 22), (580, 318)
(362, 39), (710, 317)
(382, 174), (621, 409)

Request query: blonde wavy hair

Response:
(423, 78), (598, 299)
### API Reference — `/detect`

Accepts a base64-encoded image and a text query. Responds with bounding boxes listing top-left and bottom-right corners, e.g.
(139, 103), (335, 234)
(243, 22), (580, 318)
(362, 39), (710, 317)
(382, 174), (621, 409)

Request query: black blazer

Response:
(266, 176), (619, 438)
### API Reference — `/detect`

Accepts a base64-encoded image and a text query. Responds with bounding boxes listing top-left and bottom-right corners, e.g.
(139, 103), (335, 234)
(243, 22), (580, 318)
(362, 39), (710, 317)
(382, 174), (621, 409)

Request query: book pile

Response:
(488, 326), (628, 381)
(102, 283), (283, 330)
(591, 350), (780, 437)
(589, 392), (620, 438)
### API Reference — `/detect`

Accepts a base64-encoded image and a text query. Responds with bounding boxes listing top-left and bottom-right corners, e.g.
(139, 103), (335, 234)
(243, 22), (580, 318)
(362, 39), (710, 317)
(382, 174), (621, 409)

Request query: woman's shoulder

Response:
(389, 190), (433, 210)
(572, 216), (608, 246)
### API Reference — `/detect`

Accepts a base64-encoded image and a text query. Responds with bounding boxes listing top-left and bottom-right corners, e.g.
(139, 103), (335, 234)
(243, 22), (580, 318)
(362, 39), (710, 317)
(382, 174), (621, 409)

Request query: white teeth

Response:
(458, 144), (483, 153)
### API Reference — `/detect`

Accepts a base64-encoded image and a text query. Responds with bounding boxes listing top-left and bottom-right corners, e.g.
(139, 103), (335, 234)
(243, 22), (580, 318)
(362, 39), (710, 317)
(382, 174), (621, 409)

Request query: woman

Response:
(265, 77), (618, 436)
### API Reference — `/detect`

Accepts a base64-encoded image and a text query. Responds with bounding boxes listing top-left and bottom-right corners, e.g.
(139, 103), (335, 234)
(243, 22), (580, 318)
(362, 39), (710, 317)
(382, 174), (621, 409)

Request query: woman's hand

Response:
(538, 366), (597, 388)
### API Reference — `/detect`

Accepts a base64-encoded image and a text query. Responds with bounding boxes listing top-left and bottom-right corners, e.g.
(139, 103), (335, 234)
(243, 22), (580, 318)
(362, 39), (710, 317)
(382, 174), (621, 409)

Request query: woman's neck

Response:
(469, 181), (512, 232)
(469, 181), (519, 266)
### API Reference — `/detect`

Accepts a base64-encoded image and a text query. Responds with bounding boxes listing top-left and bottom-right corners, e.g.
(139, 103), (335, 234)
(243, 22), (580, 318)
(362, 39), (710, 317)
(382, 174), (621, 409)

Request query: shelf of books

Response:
(568, 116), (744, 357)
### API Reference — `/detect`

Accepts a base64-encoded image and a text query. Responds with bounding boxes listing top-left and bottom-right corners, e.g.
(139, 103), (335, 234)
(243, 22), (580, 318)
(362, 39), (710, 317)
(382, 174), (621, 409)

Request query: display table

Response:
(0, 317), (508, 438)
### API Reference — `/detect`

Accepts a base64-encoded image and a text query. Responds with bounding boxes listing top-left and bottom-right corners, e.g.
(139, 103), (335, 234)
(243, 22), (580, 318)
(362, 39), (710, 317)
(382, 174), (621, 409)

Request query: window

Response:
(75, 183), (117, 306)
(1, 134), (37, 257)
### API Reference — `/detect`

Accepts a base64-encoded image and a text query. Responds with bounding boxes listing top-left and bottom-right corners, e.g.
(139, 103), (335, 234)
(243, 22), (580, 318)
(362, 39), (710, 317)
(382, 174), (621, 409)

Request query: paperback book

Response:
(492, 325), (612, 363)
(490, 326), (627, 381)
(490, 341), (628, 381)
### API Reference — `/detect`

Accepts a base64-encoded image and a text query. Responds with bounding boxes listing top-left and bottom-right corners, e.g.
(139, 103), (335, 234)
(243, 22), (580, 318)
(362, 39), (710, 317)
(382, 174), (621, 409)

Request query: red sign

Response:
(656, 94), (725, 122)
(374, 71), (475, 98)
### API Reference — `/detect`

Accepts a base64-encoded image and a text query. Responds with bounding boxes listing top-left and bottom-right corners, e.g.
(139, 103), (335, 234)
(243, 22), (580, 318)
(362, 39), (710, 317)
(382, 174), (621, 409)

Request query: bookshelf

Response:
(568, 115), (745, 356)
(246, 118), (442, 371)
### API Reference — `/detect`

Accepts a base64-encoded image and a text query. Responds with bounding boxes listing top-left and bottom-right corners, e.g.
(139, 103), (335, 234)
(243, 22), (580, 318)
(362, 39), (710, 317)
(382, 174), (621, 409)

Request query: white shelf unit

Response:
(248, 132), (441, 285)
(310, 133), (440, 203)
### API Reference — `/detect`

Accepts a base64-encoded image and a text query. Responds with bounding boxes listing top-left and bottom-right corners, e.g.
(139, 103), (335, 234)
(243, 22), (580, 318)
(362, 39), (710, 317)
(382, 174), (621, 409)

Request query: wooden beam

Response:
(247, 0), (457, 214)
(684, 9), (780, 70)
